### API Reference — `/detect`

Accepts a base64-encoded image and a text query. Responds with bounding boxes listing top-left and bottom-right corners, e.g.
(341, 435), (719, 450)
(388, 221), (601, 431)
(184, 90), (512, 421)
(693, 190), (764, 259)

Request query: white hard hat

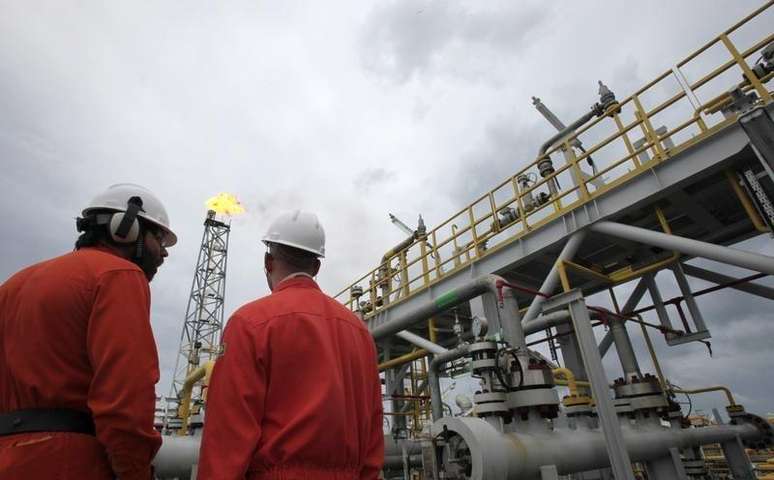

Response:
(83, 183), (177, 247)
(262, 210), (325, 257)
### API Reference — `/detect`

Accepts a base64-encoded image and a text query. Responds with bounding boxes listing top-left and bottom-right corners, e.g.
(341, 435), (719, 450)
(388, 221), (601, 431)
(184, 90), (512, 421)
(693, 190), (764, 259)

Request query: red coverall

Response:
(198, 276), (384, 480)
(0, 247), (162, 480)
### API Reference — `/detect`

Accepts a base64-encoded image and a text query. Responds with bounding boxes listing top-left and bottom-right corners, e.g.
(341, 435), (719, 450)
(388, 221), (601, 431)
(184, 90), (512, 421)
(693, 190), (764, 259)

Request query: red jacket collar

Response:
(273, 275), (320, 293)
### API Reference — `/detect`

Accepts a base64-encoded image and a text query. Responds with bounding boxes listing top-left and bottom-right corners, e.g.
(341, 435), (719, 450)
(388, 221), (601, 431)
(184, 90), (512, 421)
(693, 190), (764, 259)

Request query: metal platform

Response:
(334, 4), (774, 360)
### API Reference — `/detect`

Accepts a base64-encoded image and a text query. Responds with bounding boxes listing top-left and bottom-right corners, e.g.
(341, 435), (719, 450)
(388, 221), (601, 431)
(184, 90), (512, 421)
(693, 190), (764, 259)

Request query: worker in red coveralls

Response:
(0, 183), (176, 480)
(198, 210), (384, 480)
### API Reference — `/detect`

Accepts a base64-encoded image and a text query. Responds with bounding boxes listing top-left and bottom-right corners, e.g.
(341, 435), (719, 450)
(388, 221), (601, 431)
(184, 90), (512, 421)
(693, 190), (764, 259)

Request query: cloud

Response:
(353, 167), (397, 193)
(359, 0), (549, 84)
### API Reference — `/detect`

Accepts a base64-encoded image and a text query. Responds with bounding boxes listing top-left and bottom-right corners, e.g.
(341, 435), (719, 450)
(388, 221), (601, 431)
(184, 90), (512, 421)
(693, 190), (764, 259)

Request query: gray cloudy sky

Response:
(1, 1), (772, 416)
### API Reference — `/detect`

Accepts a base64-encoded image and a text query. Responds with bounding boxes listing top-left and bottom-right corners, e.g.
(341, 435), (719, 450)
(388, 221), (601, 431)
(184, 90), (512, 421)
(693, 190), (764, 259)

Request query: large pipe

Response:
(395, 330), (448, 355)
(591, 221), (774, 275)
(371, 275), (503, 341)
(429, 345), (470, 421)
(522, 231), (587, 324)
(154, 436), (200, 480)
(433, 416), (766, 479)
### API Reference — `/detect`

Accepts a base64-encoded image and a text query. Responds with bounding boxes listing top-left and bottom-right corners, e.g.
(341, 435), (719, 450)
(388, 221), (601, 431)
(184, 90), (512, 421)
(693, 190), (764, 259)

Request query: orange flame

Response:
(205, 193), (245, 216)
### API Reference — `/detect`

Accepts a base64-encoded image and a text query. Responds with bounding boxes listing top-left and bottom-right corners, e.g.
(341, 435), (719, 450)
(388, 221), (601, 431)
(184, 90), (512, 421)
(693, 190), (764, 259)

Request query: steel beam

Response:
(543, 289), (636, 480)
(643, 273), (674, 332)
(671, 263), (708, 332)
(682, 263), (774, 300)
(523, 231), (587, 324)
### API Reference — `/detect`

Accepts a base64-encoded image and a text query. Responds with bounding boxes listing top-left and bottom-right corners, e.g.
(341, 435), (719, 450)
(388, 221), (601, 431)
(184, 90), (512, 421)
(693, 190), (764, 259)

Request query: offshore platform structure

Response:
(152, 4), (774, 480)
(165, 209), (231, 435)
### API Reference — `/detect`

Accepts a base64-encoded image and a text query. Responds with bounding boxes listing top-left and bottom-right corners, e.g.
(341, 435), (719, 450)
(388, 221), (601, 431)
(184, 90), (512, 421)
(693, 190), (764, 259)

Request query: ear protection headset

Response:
(109, 196), (145, 243)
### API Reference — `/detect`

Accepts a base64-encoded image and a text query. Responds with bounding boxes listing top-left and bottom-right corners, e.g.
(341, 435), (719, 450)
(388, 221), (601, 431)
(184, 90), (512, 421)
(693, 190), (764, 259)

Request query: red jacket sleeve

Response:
(361, 341), (385, 480)
(86, 269), (161, 480)
(197, 314), (266, 480)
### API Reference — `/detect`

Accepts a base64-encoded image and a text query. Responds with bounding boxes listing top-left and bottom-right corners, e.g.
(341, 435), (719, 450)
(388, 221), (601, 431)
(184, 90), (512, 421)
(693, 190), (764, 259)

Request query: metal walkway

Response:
(335, 3), (774, 355)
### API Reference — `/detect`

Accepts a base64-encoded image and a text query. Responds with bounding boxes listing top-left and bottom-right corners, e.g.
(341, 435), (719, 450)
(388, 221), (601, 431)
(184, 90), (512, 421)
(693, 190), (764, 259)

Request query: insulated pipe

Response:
(522, 310), (572, 335)
(396, 330), (448, 355)
(522, 231), (587, 324)
(433, 416), (765, 479)
(371, 275), (504, 341)
(591, 221), (774, 275)
(429, 345), (470, 421)
(154, 436), (200, 480)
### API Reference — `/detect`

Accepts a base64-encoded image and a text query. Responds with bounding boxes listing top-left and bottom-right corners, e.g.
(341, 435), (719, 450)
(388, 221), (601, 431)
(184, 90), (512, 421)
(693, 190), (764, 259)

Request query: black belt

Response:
(0, 408), (96, 437)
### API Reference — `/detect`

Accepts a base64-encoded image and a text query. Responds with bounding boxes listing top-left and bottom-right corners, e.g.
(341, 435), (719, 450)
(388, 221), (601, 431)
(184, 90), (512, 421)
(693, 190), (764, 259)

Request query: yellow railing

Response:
(337, 2), (774, 318)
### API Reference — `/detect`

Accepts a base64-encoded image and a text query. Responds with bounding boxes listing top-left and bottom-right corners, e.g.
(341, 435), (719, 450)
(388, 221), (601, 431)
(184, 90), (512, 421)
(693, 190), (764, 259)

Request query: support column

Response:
(600, 277), (648, 357)
(671, 263), (708, 332)
(721, 436), (756, 480)
(543, 290), (636, 480)
(644, 273), (674, 332)
(645, 448), (689, 480)
(522, 231), (587, 324)
(682, 264), (774, 300)
(610, 320), (641, 382)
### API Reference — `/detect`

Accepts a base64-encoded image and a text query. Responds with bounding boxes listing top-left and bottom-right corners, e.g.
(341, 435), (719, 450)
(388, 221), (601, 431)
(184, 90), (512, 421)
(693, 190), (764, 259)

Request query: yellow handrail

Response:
(335, 3), (774, 318)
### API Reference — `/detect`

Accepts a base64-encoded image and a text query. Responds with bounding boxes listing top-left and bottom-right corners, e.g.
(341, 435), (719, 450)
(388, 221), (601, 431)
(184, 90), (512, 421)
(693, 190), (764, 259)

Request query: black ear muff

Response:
(110, 196), (145, 243)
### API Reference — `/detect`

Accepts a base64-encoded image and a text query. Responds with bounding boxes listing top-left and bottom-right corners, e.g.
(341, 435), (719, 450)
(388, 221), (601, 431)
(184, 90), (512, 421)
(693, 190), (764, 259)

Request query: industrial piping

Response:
(370, 275), (505, 341)
(432, 415), (769, 479)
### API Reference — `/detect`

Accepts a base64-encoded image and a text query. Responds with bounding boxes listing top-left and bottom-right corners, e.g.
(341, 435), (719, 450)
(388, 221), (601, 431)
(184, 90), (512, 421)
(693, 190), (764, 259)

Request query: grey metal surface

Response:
(523, 231), (587, 324)
(740, 105), (774, 180)
(670, 263), (708, 332)
(721, 436), (757, 480)
(429, 345), (470, 421)
(610, 320), (641, 381)
(542, 290), (636, 480)
(362, 105), (774, 350)
(395, 330), (448, 355)
(591, 221), (774, 275)
(644, 273), (674, 332)
(682, 263), (774, 300)
(430, 415), (761, 480)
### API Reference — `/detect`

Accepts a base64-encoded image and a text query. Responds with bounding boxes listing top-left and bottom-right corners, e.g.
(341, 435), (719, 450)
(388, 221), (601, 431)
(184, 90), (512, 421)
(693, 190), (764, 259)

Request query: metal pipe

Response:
(395, 330), (448, 355)
(590, 221), (774, 275)
(371, 275), (503, 341)
(433, 416), (763, 479)
(522, 231), (587, 324)
(429, 344), (470, 421)
(671, 386), (737, 406)
(154, 436), (200, 479)
(538, 109), (598, 157)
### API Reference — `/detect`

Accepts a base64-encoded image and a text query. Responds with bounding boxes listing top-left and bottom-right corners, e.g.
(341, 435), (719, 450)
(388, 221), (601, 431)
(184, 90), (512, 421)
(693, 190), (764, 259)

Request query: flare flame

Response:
(205, 193), (245, 216)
